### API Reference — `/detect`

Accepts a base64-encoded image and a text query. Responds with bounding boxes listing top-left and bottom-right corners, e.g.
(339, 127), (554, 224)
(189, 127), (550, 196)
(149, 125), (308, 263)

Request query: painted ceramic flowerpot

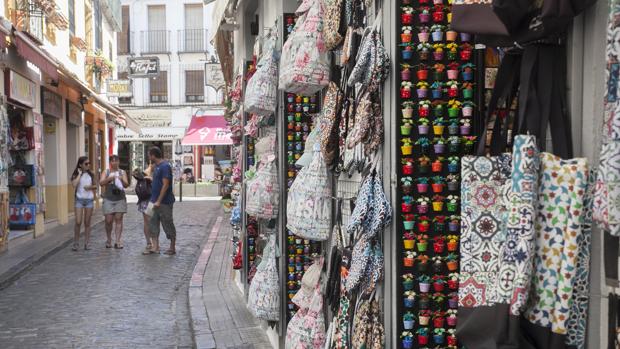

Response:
(432, 262), (443, 273)
(462, 106), (473, 118)
(431, 31), (443, 42)
(419, 165), (430, 174)
(418, 222), (430, 233)
(448, 335), (458, 346)
(447, 69), (458, 80)
(418, 125), (430, 135)
(403, 338), (414, 349)
(404, 257), (415, 267)
(448, 279), (458, 290)
(448, 221), (460, 232)
(448, 87), (459, 98)
(416, 184), (428, 194)
(434, 144), (446, 154)
(433, 282), (445, 292)
(463, 143), (474, 153)
(288, 303), (295, 310)
(433, 317), (445, 328)
(287, 95), (295, 103)
(463, 88), (474, 99)
(433, 70), (443, 81)
(447, 181), (459, 191)
(402, 145), (413, 155)
(460, 49), (473, 61)
(419, 314), (431, 326)
(417, 89), (428, 98)
(432, 201), (444, 212)
(433, 241), (445, 253)
(288, 265), (295, 273)
(403, 107), (414, 118)
(295, 95), (302, 103)
(404, 319), (415, 330)
(401, 33), (413, 43)
(432, 183), (443, 193)
(446, 30), (457, 41)
(448, 124), (459, 135)
(432, 89), (442, 99)
(418, 204), (429, 214)
(434, 221), (445, 233)
(417, 241), (428, 252)
(447, 260), (458, 271)
(403, 280), (415, 291)
(419, 13), (431, 23)
(402, 203), (413, 213)
(403, 164), (414, 175)
(460, 125), (471, 135)
(460, 32), (471, 41)
(401, 88), (412, 99)
(420, 49), (430, 60)
(433, 11), (444, 22)
(447, 202), (458, 212)
(403, 239), (415, 250)
(447, 240), (458, 251)
(433, 125), (445, 136)
(402, 69), (411, 81)
(418, 32), (430, 43)
(448, 108), (459, 118)
(402, 13), (413, 24)
(448, 143), (460, 153)
(433, 51), (444, 61)
(404, 220), (415, 230)
(419, 107), (430, 117)
(433, 334), (445, 345)
(432, 162), (443, 173)
(419, 297), (430, 309)
(448, 297), (459, 309)
(418, 262), (429, 273)
(401, 124), (413, 136)
(404, 297), (416, 308)
(418, 335), (429, 345)
(403, 184), (413, 195)
(402, 49), (414, 60)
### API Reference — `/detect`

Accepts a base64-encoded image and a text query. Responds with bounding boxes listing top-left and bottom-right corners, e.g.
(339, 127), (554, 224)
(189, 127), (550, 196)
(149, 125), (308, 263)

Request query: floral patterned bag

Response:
(286, 284), (327, 349)
(287, 144), (332, 241)
(247, 234), (280, 321)
(279, 0), (331, 95)
(246, 158), (279, 219)
(322, 0), (344, 51)
(319, 82), (344, 168)
(245, 31), (279, 116)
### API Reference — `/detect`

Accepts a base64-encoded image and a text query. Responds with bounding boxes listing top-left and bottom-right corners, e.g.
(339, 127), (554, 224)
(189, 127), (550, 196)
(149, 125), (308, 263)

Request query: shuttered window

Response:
(147, 5), (167, 52)
(117, 5), (130, 54)
(94, 0), (102, 50)
(149, 71), (168, 103)
(183, 4), (203, 52)
(68, 0), (75, 34)
(185, 70), (204, 102)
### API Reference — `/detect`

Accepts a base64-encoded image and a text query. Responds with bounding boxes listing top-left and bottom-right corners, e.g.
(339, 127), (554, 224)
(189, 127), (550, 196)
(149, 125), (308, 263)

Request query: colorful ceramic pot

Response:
(418, 125), (430, 135)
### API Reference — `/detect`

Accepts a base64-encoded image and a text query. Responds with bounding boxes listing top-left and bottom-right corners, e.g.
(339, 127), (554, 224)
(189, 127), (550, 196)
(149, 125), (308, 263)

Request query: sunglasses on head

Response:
(84, 162), (90, 165)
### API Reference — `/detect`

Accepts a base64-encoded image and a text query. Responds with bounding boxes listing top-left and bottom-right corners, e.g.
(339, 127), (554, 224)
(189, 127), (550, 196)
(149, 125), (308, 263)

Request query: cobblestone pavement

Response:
(0, 200), (221, 349)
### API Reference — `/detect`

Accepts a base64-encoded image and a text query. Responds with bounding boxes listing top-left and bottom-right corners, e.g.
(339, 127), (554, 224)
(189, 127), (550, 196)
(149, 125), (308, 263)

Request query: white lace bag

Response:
(286, 143), (332, 241)
(247, 234), (280, 321)
(246, 157), (279, 219)
(245, 31), (279, 116)
(279, 0), (331, 95)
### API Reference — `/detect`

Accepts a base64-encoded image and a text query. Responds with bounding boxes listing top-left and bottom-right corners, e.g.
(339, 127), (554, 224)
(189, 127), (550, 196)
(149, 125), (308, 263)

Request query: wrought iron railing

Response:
(9, 7), (45, 43)
(140, 30), (170, 54)
(177, 29), (207, 53)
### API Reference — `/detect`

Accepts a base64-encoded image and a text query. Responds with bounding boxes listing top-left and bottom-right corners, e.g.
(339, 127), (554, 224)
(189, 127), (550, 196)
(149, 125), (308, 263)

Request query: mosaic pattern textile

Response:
(525, 153), (589, 335)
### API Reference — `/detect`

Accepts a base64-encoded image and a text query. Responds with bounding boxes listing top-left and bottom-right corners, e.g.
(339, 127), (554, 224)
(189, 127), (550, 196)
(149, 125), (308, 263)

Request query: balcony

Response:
(117, 31), (135, 55)
(140, 30), (170, 54)
(178, 29), (208, 53)
(9, 8), (45, 44)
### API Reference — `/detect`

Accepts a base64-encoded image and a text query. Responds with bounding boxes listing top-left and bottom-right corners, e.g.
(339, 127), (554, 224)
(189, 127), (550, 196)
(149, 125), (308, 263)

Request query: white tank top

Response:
(76, 173), (94, 200)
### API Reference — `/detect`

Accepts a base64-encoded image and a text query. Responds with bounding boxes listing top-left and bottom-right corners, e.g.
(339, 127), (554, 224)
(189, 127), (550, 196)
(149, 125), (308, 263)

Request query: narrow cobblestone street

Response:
(0, 200), (222, 349)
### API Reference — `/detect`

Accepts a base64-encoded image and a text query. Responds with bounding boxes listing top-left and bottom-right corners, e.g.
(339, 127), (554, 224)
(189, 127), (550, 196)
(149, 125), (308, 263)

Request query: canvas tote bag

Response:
(246, 157), (279, 219)
(245, 31), (279, 116)
(247, 234), (280, 321)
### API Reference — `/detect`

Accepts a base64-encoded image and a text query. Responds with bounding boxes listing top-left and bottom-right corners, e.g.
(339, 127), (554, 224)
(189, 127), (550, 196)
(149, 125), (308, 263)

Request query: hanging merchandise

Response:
(0, 104), (12, 191)
(322, 0), (344, 51)
(247, 234), (280, 321)
(351, 294), (385, 349)
(296, 118), (321, 168)
(318, 82), (344, 169)
(279, 0), (331, 95)
(246, 157), (279, 220)
(594, 0), (620, 237)
(245, 29), (280, 116)
(9, 189), (36, 225)
(287, 143), (332, 241)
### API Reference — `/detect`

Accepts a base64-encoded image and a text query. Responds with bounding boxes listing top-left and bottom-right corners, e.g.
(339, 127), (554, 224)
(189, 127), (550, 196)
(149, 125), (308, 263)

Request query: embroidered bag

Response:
(247, 234), (280, 321)
(279, 0), (331, 95)
(287, 144), (332, 241)
(351, 296), (384, 349)
(245, 31), (279, 116)
(286, 283), (326, 349)
(322, 0), (344, 51)
(319, 82), (344, 169)
(246, 158), (279, 219)
(522, 154), (589, 342)
(594, 0), (620, 236)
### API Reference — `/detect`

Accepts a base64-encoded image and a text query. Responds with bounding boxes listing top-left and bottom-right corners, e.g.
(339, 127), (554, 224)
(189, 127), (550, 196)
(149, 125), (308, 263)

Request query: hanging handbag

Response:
(297, 119), (321, 168)
(286, 144), (332, 241)
(322, 0), (344, 51)
(9, 164), (35, 187)
(247, 234), (280, 321)
(246, 157), (279, 219)
(279, 0), (331, 95)
(319, 82), (344, 169)
(245, 30), (280, 116)
(232, 241), (243, 270)
(9, 189), (36, 225)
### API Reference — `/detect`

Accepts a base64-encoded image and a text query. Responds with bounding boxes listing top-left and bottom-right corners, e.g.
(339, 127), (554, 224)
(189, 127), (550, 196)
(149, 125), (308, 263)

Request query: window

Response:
(117, 5), (130, 54)
(185, 70), (204, 102)
(183, 4), (203, 52)
(147, 5), (166, 53)
(118, 72), (132, 105)
(68, 0), (75, 35)
(94, 0), (102, 50)
(85, 1), (93, 50)
(149, 71), (168, 103)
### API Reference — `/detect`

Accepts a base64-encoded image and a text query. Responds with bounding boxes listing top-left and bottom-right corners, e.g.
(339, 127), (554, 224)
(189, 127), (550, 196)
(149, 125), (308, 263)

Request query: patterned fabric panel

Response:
(525, 153), (589, 335)
(566, 170), (595, 349)
(459, 154), (512, 308)
(493, 135), (540, 315)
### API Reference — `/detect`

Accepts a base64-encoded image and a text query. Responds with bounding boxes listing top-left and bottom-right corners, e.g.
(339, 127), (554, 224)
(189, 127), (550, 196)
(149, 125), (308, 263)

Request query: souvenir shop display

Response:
(396, 0), (478, 347)
(0, 102), (10, 250)
(7, 108), (36, 228)
(248, 233), (281, 321)
(245, 29), (280, 116)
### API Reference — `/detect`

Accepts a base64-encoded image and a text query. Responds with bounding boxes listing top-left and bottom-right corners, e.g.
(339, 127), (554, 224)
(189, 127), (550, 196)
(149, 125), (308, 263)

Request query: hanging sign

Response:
(66, 101), (82, 126)
(41, 87), (62, 119)
(106, 79), (133, 97)
(128, 57), (160, 77)
(7, 70), (36, 108)
(205, 62), (225, 90)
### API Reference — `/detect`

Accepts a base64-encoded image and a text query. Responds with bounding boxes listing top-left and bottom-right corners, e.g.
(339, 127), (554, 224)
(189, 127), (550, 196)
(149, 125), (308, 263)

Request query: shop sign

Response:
(7, 70), (36, 108)
(106, 79), (133, 97)
(205, 63), (225, 90)
(128, 57), (159, 77)
(66, 101), (82, 126)
(41, 87), (62, 119)
(116, 127), (185, 141)
(124, 109), (172, 127)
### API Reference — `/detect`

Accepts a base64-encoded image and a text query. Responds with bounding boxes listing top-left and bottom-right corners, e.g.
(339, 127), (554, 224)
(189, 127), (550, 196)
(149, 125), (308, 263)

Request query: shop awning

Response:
(14, 31), (58, 80)
(181, 110), (232, 145)
(209, 0), (232, 42)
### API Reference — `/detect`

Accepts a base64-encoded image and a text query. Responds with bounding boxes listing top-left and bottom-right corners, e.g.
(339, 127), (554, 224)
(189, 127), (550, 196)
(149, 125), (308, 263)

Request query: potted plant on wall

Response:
(431, 157), (445, 173)
(431, 175), (445, 193)
(448, 292), (459, 309)
(447, 62), (460, 80)
(401, 331), (414, 349)
(448, 216), (460, 233)
(86, 50), (114, 80)
(432, 43), (445, 61)
(418, 311), (432, 327)
(433, 328), (447, 345)
(402, 176), (414, 194)
(433, 310), (446, 328)
(432, 4), (446, 22)
(401, 81), (413, 99)
(446, 195), (459, 212)
(446, 252), (459, 271)
(460, 118), (472, 135)
(433, 100), (445, 118)
(418, 215), (430, 233)
(431, 24), (445, 42)
(448, 99), (462, 118)
(448, 118), (459, 135)
(432, 117), (446, 136)
(446, 80), (459, 98)
(430, 81), (444, 99)
(434, 215), (447, 233)
(416, 137), (432, 153)
(418, 274), (431, 293)
(461, 62), (475, 81)
(418, 155), (431, 173)
(401, 43), (415, 60)
(432, 292), (446, 307)
(403, 232), (415, 250)
(402, 101), (415, 118)
(419, 6), (431, 23)
(460, 43), (473, 61)
(404, 291), (417, 308)
(418, 26), (431, 43)
(402, 138), (413, 155)
(402, 273), (415, 290)
(432, 255), (444, 273)
(417, 197), (431, 214)
(401, 119), (414, 136)
(401, 6), (415, 24)
(418, 293), (431, 309)
(417, 254), (430, 273)
(402, 157), (415, 174)
(401, 26), (414, 43)
(416, 81), (430, 99)
(447, 173), (460, 191)
(447, 328), (458, 346)
(401, 63), (413, 81)
(417, 117), (431, 135)
(462, 135), (477, 153)
(433, 137), (447, 155)
(462, 82), (474, 99)
(432, 194), (445, 212)
(418, 42), (432, 60)
(404, 250), (417, 267)
(403, 312), (416, 330)
(417, 328), (430, 346)
(418, 99), (432, 117)
(416, 233), (429, 252)
(403, 213), (415, 230)
(402, 195), (414, 213)
(447, 136), (461, 153)
(448, 272), (459, 290)
(416, 177), (430, 194)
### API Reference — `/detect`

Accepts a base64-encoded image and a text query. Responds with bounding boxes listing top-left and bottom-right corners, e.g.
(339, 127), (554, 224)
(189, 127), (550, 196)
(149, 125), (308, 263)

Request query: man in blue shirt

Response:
(146, 146), (177, 255)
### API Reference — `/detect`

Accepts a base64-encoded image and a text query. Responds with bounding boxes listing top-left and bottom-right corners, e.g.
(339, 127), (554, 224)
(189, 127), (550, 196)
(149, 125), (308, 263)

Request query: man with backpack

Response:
(133, 165), (153, 254)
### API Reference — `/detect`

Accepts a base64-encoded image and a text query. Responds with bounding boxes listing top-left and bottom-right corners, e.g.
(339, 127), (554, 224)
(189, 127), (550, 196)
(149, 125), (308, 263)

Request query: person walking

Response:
(100, 155), (129, 249)
(70, 156), (97, 251)
(133, 164), (153, 254)
(145, 146), (177, 255)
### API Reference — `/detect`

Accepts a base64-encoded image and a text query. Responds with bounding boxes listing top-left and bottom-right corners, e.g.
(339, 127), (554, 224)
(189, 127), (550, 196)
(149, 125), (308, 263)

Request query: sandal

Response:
(84, 244), (91, 251)
(142, 248), (160, 255)
(164, 250), (176, 255)
(72, 243), (79, 252)
(105, 242), (112, 248)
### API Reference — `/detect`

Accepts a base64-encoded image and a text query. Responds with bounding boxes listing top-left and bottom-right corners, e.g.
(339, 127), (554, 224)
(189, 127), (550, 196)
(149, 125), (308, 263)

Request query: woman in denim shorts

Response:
(71, 156), (97, 251)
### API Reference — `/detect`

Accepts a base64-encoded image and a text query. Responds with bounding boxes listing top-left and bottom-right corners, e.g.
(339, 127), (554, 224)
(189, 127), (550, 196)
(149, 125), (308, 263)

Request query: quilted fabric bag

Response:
(594, 0), (620, 237)
(247, 234), (280, 321)
(246, 158), (279, 219)
(522, 154), (589, 346)
(286, 144), (332, 241)
(285, 284), (326, 349)
(279, 0), (331, 95)
(244, 32), (279, 116)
